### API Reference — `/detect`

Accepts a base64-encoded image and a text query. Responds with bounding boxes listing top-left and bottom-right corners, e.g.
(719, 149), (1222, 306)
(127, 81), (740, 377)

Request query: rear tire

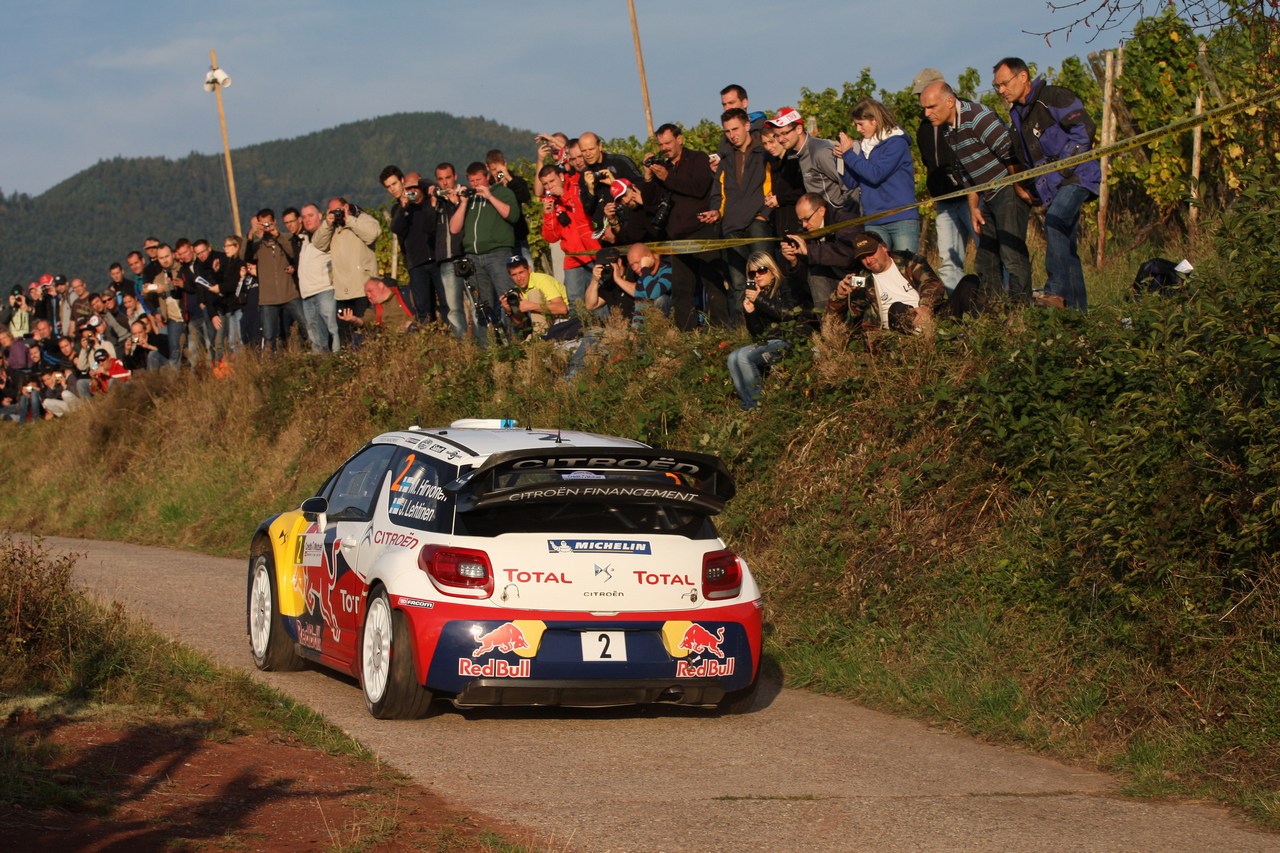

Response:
(360, 587), (433, 719)
(247, 550), (305, 672)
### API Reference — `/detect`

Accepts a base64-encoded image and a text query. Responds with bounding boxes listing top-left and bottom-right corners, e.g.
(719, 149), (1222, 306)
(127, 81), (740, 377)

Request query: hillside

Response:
(0, 112), (534, 286)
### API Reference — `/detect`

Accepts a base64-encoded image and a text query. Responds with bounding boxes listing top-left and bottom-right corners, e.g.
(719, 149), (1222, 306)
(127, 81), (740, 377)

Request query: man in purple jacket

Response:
(995, 57), (1100, 312)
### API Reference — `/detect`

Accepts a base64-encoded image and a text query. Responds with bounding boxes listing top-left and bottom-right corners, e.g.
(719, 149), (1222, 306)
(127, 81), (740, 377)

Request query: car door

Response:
(311, 443), (398, 668)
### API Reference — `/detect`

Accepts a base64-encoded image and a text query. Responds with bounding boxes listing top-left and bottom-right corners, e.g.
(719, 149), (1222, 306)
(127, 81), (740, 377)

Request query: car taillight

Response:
(702, 549), (742, 600)
(419, 545), (494, 599)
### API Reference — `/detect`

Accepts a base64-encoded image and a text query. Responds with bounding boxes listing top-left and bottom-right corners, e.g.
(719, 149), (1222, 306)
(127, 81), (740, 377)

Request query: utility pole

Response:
(627, 0), (655, 138)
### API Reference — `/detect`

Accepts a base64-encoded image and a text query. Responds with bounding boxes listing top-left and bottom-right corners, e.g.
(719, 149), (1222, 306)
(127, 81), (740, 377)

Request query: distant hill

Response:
(0, 112), (535, 288)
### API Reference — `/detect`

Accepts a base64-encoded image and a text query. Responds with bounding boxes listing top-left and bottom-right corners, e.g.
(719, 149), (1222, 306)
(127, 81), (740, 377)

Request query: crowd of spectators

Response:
(2, 62), (1100, 420)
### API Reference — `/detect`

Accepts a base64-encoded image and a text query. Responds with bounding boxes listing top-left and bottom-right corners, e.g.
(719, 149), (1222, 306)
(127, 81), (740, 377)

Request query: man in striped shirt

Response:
(919, 81), (1032, 306)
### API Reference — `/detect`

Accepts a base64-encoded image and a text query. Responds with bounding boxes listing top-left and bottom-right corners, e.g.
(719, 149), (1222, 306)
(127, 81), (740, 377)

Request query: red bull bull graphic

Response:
(678, 624), (725, 659)
(472, 622), (530, 656)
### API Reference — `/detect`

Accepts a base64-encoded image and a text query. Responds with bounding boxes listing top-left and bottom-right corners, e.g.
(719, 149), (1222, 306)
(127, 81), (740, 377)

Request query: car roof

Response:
(372, 421), (649, 466)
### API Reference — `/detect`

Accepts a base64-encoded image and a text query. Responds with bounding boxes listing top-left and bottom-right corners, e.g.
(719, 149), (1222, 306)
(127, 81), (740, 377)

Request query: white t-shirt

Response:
(870, 262), (919, 329)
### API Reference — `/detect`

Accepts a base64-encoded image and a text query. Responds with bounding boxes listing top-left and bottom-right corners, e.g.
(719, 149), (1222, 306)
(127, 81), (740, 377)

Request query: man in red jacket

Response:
(539, 164), (600, 312)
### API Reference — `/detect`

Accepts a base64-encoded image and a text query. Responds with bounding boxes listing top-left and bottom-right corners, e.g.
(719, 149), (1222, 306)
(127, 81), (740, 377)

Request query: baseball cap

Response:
(609, 178), (633, 199)
(852, 232), (885, 260)
(93, 348), (109, 363)
(766, 107), (802, 128)
(53, 275), (68, 286)
(39, 273), (53, 286)
(912, 68), (945, 95)
(505, 254), (529, 268)
(87, 315), (102, 328)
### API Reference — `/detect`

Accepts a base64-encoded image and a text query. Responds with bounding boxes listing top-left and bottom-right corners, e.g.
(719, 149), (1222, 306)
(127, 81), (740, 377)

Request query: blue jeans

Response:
(975, 187), (1032, 305)
(1043, 183), (1094, 313)
(260, 298), (306, 350)
(726, 339), (790, 409)
(934, 200), (973, 293)
(165, 319), (186, 368)
(868, 218), (921, 254)
(225, 308), (243, 353)
(563, 265), (593, 312)
(302, 289), (340, 353)
(436, 261), (470, 338)
(187, 314), (215, 366)
(465, 250), (513, 345)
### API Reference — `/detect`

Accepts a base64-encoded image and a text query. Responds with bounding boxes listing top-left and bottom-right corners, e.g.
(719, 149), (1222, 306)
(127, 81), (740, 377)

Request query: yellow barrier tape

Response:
(573, 84), (1280, 257)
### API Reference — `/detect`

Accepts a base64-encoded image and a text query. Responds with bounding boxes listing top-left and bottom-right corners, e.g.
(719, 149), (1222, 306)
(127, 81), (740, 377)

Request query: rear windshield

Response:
(455, 470), (716, 538)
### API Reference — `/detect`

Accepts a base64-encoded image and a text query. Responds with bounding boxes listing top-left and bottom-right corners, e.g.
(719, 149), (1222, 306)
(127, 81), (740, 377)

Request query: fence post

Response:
(1096, 49), (1116, 270)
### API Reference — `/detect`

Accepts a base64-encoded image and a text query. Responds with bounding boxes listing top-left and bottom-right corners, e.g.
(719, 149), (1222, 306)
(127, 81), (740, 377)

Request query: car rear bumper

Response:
(453, 678), (727, 708)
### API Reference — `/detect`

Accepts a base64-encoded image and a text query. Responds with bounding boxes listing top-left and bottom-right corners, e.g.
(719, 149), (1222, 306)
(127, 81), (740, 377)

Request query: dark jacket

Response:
(389, 194), (435, 269)
(710, 139), (772, 234)
(1009, 77), (1100, 206)
(798, 206), (863, 280)
(644, 148), (715, 240)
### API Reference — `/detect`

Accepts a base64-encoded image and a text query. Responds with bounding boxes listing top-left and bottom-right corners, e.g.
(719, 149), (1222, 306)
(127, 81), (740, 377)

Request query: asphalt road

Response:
(48, 535), (1280, 852)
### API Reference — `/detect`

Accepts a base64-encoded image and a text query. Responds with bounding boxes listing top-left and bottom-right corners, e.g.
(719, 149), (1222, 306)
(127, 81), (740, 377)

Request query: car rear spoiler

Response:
(446, 447), (736, 515)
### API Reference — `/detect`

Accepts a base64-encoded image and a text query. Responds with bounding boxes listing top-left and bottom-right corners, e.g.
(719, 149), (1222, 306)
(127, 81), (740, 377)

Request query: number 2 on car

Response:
(582, 631), (628, 661)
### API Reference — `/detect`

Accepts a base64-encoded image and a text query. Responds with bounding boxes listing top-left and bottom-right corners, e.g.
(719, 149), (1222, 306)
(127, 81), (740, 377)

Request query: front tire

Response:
(360, 587), (433, 719)
(247, 550), (305, 672)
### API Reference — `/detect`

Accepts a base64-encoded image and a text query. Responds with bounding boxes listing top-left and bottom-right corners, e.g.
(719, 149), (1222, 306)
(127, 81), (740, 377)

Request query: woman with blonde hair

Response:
(834, 98), (920, 252)
(726, 251), (798, 410)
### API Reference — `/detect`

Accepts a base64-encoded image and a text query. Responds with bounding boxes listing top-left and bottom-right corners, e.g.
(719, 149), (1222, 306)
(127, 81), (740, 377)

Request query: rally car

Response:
(245, 420), (764, 719)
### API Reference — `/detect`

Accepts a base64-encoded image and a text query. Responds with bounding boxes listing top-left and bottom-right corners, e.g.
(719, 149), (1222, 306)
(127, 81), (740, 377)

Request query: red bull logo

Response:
(457, 657), (532, 678)
(473, 622), (530, 657)
(676, 658), (735, 678)
(678, 624), (725, 659)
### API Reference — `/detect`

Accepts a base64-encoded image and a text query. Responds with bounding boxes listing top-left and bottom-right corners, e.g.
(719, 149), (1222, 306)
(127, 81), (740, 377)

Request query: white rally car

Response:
(246, 420), (764, 718)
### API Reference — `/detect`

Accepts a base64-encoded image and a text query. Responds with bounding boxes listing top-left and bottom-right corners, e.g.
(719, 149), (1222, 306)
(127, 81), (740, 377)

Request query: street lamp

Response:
(204, 50), (242, 237)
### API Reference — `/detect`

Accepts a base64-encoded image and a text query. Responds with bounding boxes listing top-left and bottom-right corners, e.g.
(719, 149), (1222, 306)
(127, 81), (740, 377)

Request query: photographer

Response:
(89, 347), (130, 395)
(448, 162), (521, 345)
(538, 164), (599, 309)
(502, 255), (568, 339)
(824, 232), (947, 335)
(600, 179), (659, 247)
(0, 361), (40, 423)
(486, 150), (533, 261)
(584, 248), (635, 321)
(2, 286), (35, 337)
(339, 277), (414, 335)
(314, 196), (380, 344)
(382, 165), (440, 324)
(121, 319), (165, 372)
(426, 163), (467, 338)
(641, 123), (729, 331)
(246, 209), (303, 350)
(576, 132), (643, 232)
(37, 368), (79, 418)
(781, 193), (863, 308)
(727, 253), (802, 410)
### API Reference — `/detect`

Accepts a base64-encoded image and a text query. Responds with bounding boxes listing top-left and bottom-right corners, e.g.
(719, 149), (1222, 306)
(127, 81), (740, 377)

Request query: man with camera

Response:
(121, 319), (166, 372)
(701, 107), (774, 327)
(825, 232), (947, 335)
(643, 123), (730, 331)
(448, 162), (522, 344)
(425, 162), (468, 338)
(313, 197), (379, 345)
(2, 286), (35, 338)
(338, 277), (414, 335)
(295, 203), (338, 353)
(576, 132), (643, 233)
(781, 192), (864, 307)
(382, 165), (439, 325)
(766, 107), (857, 213)
(502, 255), (569, 339)
(485, 150), (533, 261)
(538, 164), (599, 310)
(246, 209), (304, 350)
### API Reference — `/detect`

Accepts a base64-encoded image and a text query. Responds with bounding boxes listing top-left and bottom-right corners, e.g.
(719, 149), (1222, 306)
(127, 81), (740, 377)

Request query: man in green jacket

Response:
(449, 161), (520, 343)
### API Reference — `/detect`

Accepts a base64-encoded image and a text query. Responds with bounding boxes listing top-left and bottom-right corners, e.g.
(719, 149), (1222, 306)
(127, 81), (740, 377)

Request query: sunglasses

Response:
(746, 267), (769, 279)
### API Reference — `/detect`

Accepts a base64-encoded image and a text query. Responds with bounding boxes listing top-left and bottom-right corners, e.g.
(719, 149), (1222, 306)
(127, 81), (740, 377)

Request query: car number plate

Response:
(580, 630), (627, 662)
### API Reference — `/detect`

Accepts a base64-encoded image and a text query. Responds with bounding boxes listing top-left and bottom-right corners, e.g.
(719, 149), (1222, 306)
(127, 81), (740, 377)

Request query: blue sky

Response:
(0, 0), (1110, 197)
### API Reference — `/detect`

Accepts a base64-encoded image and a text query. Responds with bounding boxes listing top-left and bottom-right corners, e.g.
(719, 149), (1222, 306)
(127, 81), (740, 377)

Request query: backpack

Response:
(1132, 258), (1182, 295)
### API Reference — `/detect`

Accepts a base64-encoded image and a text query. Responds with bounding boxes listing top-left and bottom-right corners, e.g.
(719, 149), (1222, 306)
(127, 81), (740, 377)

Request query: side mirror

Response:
(300, 496), (328, 530)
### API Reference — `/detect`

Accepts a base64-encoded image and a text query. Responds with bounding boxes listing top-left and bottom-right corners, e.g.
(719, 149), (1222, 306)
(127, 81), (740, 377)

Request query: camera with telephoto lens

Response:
(331, 208), (346, 227)
(502, 289), (523, 311)
(643, 154), (672, 169)
(453, 257), (476, 278)
(457, 186), (478, 198)
(649, 195), (673, 231)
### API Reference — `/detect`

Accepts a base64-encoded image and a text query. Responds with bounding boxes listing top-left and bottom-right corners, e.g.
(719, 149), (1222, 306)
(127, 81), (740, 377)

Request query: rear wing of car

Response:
(446, 447), (736, 515)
